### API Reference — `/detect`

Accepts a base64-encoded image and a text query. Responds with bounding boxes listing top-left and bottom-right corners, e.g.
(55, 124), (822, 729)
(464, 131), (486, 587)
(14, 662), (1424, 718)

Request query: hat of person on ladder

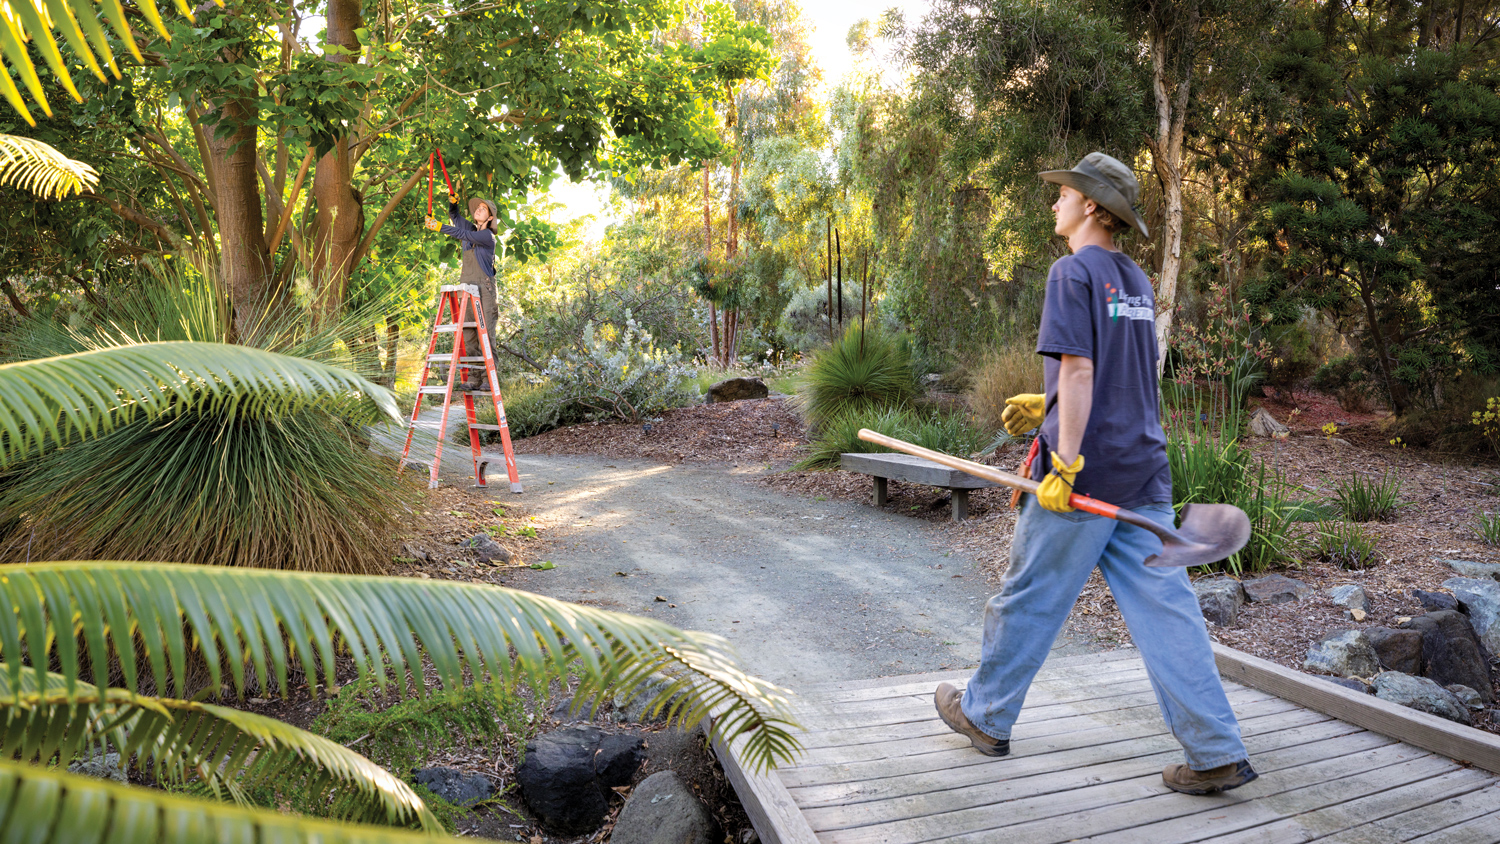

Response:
(1039, 153), (1150, 237)
(468, 197), (500, 230)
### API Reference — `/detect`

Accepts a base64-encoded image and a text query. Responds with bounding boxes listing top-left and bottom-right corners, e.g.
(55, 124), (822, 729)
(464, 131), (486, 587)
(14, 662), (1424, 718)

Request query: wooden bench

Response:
(840, 452), (1000, 521)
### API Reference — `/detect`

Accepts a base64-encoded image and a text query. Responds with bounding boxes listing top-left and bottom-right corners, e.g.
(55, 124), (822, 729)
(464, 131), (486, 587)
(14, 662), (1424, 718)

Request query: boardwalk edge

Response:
(1213, 642), (1500, 774)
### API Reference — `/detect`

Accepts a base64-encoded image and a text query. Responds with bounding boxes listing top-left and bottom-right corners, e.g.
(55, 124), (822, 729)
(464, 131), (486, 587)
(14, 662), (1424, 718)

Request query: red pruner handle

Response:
(1068, 493), (1120, 520)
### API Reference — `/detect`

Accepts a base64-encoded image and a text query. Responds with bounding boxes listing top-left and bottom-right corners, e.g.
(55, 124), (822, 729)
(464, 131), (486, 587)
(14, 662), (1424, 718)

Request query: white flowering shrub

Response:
(543, 317), (699, 422)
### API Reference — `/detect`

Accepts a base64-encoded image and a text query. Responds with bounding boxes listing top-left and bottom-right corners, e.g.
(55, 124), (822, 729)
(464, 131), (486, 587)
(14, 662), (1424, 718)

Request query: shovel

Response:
(857, 429), (1251, 568)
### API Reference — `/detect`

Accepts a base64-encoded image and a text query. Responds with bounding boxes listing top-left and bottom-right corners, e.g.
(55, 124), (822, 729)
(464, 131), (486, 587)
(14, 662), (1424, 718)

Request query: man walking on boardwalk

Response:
(933, 153), (1258, 795)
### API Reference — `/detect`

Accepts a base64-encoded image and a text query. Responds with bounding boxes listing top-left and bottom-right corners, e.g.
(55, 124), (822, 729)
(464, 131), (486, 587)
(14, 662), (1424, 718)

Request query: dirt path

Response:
(493, 454), (1099, 687)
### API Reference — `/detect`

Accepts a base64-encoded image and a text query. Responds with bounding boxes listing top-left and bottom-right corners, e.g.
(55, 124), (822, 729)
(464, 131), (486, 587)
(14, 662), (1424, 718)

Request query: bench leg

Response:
(873, 476), (888, 507)
(951, 488), (969, 521)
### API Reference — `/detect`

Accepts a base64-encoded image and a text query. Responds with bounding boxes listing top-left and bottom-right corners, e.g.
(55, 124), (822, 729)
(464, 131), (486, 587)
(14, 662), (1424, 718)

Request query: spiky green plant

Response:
(1333, 471), (1403, 522)
(797, 406), (984, 469)
(0, 270), (416, 572)
(0, 343), (800, 843)
(797, 326), (920, 432)
(1310, 520), (1381, 570)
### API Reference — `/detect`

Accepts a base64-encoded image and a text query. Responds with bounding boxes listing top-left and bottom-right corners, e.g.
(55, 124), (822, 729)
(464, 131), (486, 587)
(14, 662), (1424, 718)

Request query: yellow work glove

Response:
(1036, 452), (1084, 513)
(423, 215), (442, 232)
(449, 192), (459, 205)
(1001, 393), (1045, 436)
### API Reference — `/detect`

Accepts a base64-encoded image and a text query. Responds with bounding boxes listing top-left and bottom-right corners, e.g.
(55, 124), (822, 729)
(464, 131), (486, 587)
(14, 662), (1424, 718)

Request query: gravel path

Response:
(493, 454), (1098, 687)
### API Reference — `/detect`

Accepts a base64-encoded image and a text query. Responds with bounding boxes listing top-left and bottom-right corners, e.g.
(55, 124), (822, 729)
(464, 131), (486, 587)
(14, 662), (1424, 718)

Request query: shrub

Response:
(1310, 520), (1380, 570)
(797, 406), (984, 469)
(778, 282), (866, 353)
(1311, 355), (1372, 412)
(1474, 512), (1500, 544)
(542, 317), (698, 422)
(966, 343), (1044, 437)
(1168, 424), (1301, 574)
(797, 325), (920, 432)
(1334, 471), (1402, 522)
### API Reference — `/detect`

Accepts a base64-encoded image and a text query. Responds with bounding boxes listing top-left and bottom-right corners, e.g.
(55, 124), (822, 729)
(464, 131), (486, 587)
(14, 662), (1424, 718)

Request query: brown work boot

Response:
(1162, 760), (1258, 795)
(934, 682), (1009, 757)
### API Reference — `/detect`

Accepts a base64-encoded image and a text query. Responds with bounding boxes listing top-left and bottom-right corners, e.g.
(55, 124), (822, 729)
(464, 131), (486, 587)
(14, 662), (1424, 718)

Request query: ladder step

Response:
(471, 424), (502, 431)
(418, 386), (450, 394)
(433, 324), (479, 332)
(426, 355), (488, 363)
(439, 284), (481, 294)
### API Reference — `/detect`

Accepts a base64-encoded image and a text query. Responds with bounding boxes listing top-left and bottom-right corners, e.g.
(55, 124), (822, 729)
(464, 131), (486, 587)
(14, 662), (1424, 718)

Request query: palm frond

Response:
(1, 563), (803, 771)
(0, 758), (442, 843)
(0, 667), (440, 831)
(0, 134), (99, 198)
(0, 0), (219, 125)
(0, 342), (401, 467)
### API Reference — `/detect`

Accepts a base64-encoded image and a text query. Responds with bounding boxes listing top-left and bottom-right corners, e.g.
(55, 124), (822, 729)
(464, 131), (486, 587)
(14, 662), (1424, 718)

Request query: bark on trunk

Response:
(703, 165), (720, 364)
(1148, 8), (1198, 377)
(203, 94), (273, 340)
(1356, 269), (1411, 414)
(310, 0), (365, 326)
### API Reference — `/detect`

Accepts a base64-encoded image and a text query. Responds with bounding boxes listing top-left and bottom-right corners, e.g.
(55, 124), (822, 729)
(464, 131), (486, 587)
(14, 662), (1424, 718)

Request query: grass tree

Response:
(0, 342), (800, 841)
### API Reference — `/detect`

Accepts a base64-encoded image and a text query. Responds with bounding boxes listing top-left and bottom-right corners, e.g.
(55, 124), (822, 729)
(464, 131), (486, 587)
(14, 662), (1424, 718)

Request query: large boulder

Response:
(1303, 629), (1379, 679)
(1365, 626), (1424, 675)
(1193, 577), (1247, 627)
(413, 767), (493, 808)
(1444, 577), (1500, 656)
(609, 771), (721, 844)
(1319, 675), (1373, 694)
(1373, 672), (1471, 724)
(67, 751), (127, 783)
(1405, 610), (1493, 703)
(1244, 574), (1313, 605)
(1247, 407), (1289, 438)
(516, 726), (646, 834)
(1443, 560), (1500, 582)
(706, 377), (769, 404)
(1412, 589), (1459, 613)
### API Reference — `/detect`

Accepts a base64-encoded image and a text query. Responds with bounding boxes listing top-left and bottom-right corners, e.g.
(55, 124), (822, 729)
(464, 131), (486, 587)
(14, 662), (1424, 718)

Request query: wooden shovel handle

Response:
(856, 429), (1127, 522)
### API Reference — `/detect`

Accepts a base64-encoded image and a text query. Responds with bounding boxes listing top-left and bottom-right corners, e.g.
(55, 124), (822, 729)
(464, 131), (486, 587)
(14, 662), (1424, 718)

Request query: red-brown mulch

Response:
(512, 397), (806, 466)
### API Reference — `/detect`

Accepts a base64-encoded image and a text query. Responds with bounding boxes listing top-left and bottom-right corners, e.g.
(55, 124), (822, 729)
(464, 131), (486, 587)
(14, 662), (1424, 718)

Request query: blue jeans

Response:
(960, 497), (1247, 770)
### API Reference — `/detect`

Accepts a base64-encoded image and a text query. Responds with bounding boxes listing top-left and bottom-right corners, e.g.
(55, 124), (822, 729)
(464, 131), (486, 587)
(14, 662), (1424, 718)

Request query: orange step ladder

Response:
(400, 284), (523, 492)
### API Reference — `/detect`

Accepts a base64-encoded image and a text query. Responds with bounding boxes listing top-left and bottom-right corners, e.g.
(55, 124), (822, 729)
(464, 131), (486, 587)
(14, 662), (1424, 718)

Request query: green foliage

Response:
(797, 326), (919, 432)
(777, 282), (866, 354)
(1310, 521), (1380, 571)
(456, 380), (565, 445)
(312, 677), (538, 781)
(1473, 512), (1500, 545)
(1167, 420), (1301, 574)
(797, 405), (984, 470)
(542, 318), (699, 423)
(1333, 472), (1402, 523)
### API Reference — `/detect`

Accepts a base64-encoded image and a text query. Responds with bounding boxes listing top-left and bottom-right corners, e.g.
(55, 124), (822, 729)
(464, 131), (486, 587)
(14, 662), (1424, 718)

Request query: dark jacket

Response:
(440, 201), (496, 277)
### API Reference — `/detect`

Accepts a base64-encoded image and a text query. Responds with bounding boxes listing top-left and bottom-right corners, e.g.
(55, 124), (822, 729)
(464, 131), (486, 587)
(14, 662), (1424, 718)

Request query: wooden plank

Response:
(1196, 767), (1497, 843)
(1070, 754), (1462, 844)
(712, 727), (819, 844)
(800, 717), (1374, 831)
(780, 696), (1308, 786)
(805, 659), (1150, 706)
(795, 683), (1277, 749)
(840, 452), (1001, 489)
(820, 733), (1415, 844)
(1214, 643), (1500, 775)
(786, 706), (1344, 809)
(1405, 807), (1500, 844)
(1353, 779), (1500, 841)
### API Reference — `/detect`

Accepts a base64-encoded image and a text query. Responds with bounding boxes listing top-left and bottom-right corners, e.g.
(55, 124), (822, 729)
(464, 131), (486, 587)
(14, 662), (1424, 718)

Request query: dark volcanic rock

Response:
(1193, 577), (1247, 627)
(1373, 672), (1471, 724)
(516, 726), (645, 834)
(1243, 574), (1313, 605)
(1412, 589), (1459, 613)
(1406, 610), (1494, 703)
(609, 771), (721, 844)
(412, 766), (493, 808)
(1365, 626), (1424, 675)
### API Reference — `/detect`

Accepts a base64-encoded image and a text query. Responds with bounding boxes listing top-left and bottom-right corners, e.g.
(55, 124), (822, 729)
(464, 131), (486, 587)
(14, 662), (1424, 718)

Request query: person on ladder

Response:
(425, 194), (500, 391)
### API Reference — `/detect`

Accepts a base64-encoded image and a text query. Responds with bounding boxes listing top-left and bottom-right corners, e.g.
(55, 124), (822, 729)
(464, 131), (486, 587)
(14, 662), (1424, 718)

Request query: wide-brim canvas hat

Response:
(468, 197), (500, 230)
(1039, 153), (1149, 237)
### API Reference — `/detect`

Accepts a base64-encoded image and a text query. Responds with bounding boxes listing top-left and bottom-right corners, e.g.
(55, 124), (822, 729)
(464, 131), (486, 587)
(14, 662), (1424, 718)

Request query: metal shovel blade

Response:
(1143, 503), (1253, 568)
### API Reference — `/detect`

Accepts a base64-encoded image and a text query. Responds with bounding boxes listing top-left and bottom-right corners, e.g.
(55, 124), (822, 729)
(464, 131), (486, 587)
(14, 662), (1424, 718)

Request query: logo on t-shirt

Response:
(1105, 283), (1153, 322)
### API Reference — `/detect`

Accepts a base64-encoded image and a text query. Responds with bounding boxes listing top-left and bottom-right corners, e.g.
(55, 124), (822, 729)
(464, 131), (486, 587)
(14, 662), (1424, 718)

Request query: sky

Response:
(544, 0), (933, 242)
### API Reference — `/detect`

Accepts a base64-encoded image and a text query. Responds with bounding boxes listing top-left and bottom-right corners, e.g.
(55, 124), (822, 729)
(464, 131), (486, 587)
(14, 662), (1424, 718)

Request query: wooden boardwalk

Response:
(720, 647), (1500, 844)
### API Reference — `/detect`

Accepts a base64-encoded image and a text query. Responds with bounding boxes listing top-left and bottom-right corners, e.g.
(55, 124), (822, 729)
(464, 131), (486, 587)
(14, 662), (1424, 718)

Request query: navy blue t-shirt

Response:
(1031, 245), (1171, 509)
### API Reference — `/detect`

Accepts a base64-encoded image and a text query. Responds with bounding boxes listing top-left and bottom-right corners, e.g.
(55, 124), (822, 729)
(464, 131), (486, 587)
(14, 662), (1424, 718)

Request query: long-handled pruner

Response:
(857, 429), (1252, 568)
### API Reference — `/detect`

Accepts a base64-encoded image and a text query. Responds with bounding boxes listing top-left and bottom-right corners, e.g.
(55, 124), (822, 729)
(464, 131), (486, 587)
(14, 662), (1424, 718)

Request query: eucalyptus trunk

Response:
(1147, 6), (1198, 376)
(310, 0), (366, 326)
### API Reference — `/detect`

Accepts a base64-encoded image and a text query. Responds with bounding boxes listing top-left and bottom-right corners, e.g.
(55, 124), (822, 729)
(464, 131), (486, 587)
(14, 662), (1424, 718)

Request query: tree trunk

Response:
(703, 165), (720, 364)
(310, 0), (365, 326)
(723, 153), (741, 367)
(1148, 7), (1198, 377)
(202, 90), (273, 341)
(1356, 268), (1411, 414)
